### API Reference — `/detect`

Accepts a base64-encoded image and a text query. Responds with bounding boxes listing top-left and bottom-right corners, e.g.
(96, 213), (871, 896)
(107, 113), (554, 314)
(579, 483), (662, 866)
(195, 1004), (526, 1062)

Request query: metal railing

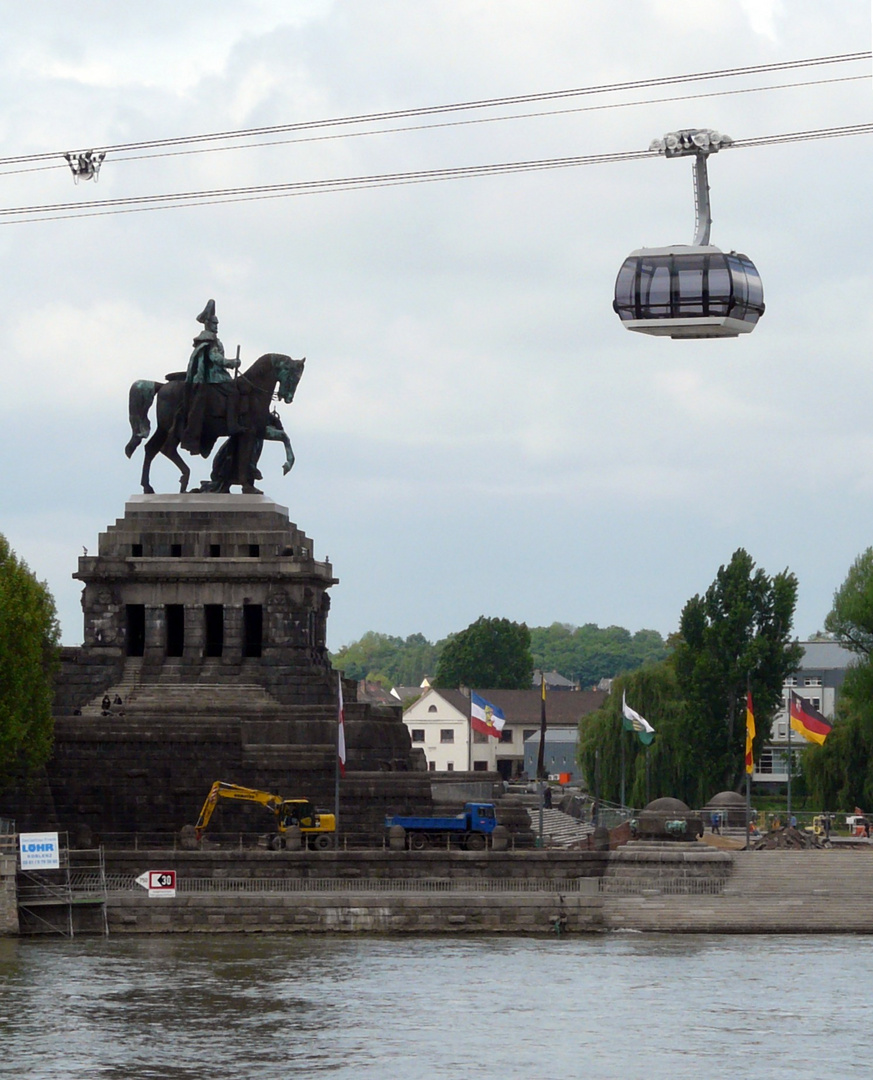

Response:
(91, 874), (596, 894)
(598, 876), (726, 896)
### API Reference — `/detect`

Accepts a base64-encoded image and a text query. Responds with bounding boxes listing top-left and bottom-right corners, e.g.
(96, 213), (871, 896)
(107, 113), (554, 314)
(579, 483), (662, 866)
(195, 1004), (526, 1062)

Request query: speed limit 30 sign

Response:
(135, 870), (177, 897)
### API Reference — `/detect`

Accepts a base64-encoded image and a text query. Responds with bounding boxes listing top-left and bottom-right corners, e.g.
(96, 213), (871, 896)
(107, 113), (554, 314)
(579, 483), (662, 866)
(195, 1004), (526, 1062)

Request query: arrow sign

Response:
(135, 870), (177, 897)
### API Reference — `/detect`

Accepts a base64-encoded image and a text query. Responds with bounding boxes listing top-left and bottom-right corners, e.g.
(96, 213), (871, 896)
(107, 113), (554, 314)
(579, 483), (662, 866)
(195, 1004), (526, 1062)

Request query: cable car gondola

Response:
(613, 129), (765, 339)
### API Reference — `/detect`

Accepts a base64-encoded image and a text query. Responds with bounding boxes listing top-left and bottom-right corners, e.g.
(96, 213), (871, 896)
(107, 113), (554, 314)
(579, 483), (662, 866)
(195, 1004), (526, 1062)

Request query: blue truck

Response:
(385, 802), (498, 850)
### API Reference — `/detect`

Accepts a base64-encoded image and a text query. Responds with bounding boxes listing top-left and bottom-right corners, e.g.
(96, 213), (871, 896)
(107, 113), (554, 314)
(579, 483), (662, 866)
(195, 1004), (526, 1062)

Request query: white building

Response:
(402, 687), (606, 779)
(753, 640), (855, 784)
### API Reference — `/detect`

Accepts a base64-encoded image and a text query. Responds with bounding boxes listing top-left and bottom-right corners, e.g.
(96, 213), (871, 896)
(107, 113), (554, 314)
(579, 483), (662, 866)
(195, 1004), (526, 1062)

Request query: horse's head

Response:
(273, 354), (305, 404)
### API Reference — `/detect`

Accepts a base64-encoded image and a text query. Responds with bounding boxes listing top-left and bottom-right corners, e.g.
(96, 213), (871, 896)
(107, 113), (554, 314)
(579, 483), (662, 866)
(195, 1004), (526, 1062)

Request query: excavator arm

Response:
(194, 781), (283, 838)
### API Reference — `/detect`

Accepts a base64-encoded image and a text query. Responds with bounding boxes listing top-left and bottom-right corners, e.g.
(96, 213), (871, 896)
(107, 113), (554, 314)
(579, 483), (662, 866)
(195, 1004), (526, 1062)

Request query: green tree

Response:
(805, 548), (873, 809)
(578, 661), (690, 806)
(331, 630), (440, 687)
(529, 622), (668, 687)
(433, 616), (533, 689)
(0, 535), (60, 783)
(673, 548), (802, 800)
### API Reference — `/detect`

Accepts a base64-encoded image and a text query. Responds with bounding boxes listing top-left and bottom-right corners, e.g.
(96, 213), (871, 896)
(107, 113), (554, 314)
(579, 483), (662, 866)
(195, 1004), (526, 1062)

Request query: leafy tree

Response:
(433, 616), (533, 689)
(805, 548), (873, 809)
(0, 535), (60, 784)
(331, 630), (440, 688)
(673, 548), (802, 800)
(578, 662), (690, 806)
(529, 622), (668, 687)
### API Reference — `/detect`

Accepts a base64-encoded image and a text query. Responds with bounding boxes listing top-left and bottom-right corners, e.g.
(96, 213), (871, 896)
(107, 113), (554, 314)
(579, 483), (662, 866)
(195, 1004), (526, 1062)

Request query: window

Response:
(499, 728), (513, 744)
(209, 544), (221, 557)
(523, 729), (537, 742)
(473, 761), (488, 771)
(428, 761), (436, 772)
(170, 544), (182, 557)
(411, 729), (425, 743)
(165, 605), (184, 656)
(440, 730), (454, 744)
(446, 763), (454, 772)
(804, 677), (822, 687)
(811, 698), (821, 712)
(784, 677), (797, 687)
(777, 723), (787, 739)
(125, 605), (145, 657)
(204, 605), (224, 658)
(243, 605), (263, 658)
(428, 704), (438, 713)
(472, 731), (488, 744)
(131, 543), (143, 557)
(248, 544), (260, 558)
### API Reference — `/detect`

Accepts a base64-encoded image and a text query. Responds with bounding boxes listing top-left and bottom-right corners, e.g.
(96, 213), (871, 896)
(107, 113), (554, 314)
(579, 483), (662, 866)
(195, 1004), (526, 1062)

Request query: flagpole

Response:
(645, 745), (651, 805)
(786, 692), (793, 821)
(537, 673), (547, 846)
(620, 725), (626, 810)
(335, 672), (345, 839)
(334, 715), (340, 835)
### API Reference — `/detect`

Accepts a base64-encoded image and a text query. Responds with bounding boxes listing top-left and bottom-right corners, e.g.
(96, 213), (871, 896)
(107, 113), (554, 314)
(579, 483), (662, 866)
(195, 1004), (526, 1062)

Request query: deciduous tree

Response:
(0, 535), (60, 784)
(673, 548), (801, 800)
(434, 616), (533, 689)
(805, 548), (873, 809)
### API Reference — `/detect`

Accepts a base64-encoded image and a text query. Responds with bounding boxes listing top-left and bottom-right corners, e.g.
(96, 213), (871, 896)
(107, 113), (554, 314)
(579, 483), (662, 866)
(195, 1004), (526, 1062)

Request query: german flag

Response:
(789, 691), (833, 745)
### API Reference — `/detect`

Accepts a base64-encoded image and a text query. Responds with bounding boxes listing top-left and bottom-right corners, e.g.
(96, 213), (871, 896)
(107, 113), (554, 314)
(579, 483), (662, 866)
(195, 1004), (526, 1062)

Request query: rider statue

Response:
(180, 299), (245, 454)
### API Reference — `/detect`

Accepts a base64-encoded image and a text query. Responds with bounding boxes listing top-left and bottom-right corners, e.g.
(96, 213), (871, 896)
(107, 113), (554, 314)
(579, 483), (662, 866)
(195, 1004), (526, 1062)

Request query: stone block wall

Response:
(0, 855), (18, 935)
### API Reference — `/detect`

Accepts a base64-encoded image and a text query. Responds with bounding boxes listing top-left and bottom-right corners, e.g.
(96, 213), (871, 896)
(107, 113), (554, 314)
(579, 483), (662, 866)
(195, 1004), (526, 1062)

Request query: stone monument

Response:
(3, 302), (437, 842)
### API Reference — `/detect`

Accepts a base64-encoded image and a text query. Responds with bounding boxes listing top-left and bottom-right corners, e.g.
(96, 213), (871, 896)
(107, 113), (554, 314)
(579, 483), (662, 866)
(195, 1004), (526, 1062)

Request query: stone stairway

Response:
(601, 847), (873, 932)
(527, 807), (594, 848)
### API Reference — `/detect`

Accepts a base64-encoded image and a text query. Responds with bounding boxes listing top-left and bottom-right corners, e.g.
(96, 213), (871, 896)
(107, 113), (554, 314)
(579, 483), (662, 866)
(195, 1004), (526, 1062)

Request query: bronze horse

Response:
(125, 353), (305, 494)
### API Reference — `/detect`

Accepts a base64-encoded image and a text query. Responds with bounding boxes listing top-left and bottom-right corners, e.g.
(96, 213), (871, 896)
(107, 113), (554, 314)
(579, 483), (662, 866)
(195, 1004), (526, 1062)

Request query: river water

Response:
(0, 933), (869, 1079)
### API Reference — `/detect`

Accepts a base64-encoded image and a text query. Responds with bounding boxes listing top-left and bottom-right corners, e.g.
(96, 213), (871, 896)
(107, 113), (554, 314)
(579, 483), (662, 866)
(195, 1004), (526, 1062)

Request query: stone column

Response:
(0, 853), (19, 936)
(143, 605), (165, 667)
(224, 606), (243, 662)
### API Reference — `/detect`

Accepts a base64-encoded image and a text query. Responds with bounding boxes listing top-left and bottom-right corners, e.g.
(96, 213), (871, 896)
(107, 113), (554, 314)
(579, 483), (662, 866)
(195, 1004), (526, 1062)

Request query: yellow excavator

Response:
(194, 781), (337, 850)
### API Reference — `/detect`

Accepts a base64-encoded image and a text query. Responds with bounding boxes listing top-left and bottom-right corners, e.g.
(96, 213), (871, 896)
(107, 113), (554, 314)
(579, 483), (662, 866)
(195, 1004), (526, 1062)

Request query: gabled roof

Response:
(428, 688), (606, 725)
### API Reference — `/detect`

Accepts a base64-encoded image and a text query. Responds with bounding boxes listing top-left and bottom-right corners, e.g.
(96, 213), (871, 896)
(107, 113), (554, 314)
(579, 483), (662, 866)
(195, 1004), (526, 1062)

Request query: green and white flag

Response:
(622, 691), (655, 745)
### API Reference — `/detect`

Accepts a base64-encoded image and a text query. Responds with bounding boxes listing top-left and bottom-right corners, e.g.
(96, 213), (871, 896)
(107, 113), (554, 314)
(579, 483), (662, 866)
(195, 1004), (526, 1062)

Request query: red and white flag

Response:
(337, 673), (347, 777)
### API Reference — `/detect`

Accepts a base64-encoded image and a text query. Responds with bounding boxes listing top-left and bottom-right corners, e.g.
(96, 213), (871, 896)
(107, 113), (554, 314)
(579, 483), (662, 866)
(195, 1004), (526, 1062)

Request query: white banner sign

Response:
(19, 832), (60, 870)
(135, 870), (177, 897)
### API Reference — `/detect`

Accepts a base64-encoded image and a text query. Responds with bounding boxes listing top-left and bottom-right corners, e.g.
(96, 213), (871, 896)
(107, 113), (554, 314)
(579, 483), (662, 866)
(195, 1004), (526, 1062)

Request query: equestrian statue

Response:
(125, 299), (305, 494)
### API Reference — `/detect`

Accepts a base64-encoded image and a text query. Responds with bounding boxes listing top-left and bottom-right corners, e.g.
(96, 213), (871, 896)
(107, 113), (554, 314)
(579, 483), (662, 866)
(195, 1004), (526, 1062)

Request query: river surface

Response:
(0, 933), (868, 1079)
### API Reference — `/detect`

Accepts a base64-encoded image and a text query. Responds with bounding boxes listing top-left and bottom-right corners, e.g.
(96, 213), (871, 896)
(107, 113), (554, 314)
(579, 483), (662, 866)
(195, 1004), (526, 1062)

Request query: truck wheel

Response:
(314, 833), (333, 850)
(269, 834), (284, 851)
(409, 832), (428, 851)
(465, 833), (486, 851)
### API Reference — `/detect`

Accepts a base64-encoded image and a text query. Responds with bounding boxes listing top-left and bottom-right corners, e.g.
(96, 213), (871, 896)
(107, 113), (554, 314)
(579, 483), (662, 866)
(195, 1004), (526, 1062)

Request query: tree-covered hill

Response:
(331, 620), (668, 689)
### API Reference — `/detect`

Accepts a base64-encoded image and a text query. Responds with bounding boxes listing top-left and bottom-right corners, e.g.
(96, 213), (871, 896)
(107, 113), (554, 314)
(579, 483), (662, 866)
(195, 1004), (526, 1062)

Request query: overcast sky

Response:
(1, 1), (871, 649)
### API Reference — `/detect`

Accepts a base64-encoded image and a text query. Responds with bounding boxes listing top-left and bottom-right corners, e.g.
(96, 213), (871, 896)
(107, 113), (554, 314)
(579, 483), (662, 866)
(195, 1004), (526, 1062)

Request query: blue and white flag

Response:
(470, 691), (506, 738)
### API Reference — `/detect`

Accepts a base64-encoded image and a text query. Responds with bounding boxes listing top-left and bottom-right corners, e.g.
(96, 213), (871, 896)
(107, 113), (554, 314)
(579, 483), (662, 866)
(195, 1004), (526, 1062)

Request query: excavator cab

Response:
(280, 800), (316, 830)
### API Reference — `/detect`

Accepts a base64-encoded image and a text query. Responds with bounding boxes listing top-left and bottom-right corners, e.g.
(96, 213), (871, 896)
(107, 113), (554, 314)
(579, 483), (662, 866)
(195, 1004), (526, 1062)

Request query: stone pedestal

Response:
(3, 496), (433, 842)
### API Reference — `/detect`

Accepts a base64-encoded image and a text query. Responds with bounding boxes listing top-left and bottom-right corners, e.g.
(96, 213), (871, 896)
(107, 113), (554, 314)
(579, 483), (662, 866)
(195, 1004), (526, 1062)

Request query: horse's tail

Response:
(125, 380), (163, 457)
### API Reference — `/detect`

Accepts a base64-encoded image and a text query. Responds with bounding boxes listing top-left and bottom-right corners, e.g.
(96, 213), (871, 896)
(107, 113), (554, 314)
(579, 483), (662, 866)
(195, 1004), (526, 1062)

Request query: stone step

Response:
(527, 807), (594, 848)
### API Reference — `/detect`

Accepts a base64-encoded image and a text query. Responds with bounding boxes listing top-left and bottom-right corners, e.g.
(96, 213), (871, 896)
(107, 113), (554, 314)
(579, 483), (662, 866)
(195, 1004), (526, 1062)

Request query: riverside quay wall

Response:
(16, 843), (873, 935)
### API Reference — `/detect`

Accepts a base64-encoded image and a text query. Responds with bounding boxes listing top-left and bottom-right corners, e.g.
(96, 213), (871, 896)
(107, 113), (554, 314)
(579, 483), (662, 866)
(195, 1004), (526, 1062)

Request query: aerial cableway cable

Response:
(1, 124), (871, 223)
(0, 72), (866, 178)
(0, 50), (866, 170)
(1, 120), (871, 226)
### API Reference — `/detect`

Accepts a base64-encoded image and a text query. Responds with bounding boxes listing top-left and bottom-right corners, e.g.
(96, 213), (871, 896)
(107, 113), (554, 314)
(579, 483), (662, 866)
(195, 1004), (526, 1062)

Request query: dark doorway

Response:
(126, 605), (145, 656)
(204, 605), (224, 657)
(243, 604), (263, 658)
(165, 605), (184, 656)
